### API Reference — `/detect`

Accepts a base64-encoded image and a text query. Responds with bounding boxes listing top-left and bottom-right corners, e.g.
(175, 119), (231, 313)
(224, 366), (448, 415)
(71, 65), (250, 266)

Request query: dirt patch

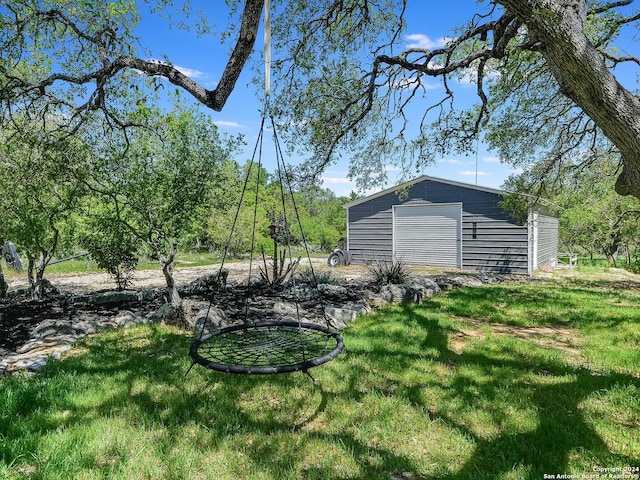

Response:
(4, 261), (312, 295)
(537, 267), (640, 290)
(449, 317), (582, 357)
(2, 259), (464, 294)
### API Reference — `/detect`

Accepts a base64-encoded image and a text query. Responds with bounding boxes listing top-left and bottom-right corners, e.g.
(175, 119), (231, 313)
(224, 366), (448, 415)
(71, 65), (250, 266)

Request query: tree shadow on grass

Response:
(1, 305), (639, 479)
(428, 283), (640, 328)
(393, 304), (640, 479)
(0, 325), (430, 479)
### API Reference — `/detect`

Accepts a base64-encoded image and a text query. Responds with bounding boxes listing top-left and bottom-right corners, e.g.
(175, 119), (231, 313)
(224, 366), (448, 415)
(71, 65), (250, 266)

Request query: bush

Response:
(367, 259), (411, 286)
(295, 268), (342, 286)
(79, 220), (140, 290)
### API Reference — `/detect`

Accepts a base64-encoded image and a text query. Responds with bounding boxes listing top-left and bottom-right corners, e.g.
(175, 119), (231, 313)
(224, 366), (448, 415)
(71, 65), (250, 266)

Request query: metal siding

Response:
(460, 198), (530, 274)
(393, 204), (461, 267)
(345, 177), (546, 274)
(347, 196), (394, 263)
(536, 214), (559, 267)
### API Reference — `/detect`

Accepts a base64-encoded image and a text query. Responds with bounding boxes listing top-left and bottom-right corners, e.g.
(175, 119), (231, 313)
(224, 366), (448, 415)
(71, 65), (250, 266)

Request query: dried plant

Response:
(259, 246), (300, 287)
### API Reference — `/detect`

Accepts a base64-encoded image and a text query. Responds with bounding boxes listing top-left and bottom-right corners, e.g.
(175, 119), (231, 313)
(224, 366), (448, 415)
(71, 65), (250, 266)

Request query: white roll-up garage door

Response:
(393, 203), (462, 267)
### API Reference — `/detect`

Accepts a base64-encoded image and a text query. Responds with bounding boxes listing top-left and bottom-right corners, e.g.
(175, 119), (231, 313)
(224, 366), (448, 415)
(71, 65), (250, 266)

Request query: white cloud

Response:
(321, 178), (355, 198)
(423, 81), (441, 91)
(214, 120), (244, 128)
(146, 59), (206, 80)
(321, 176), (383, 197)
(405, 33), (449, 50)
(459, 170), (490, 177)
(174, 65), (205, 79)
(509, 167), (525, 175)
(321, 176), (353, 185)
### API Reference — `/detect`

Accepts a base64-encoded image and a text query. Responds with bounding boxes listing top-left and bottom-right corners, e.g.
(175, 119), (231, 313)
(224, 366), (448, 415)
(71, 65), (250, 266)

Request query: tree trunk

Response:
(500, 0), (640, 199)
(155, 242), (186, 327)
(0, 262), (7, 299)
(26, 253), (37, 299)
(35, 247), (55, 298)
(626, 244), (631, 267)
(36, 263), (46, 299)
(161, 260), (181, 308)
(160, 261), (187, 327)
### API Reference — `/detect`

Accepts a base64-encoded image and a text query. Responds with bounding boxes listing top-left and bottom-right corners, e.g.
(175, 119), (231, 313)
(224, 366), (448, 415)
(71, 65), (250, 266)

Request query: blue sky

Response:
(132, 1), (634, 197)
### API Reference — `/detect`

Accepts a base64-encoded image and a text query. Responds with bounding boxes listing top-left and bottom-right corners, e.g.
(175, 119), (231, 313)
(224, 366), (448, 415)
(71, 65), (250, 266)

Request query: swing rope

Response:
(189, 114), (343, 376)
(187, 0), (343, 376)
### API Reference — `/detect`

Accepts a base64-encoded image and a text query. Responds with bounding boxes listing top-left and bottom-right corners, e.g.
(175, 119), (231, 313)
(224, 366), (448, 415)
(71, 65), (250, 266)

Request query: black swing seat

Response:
(189, 318), (344, 375)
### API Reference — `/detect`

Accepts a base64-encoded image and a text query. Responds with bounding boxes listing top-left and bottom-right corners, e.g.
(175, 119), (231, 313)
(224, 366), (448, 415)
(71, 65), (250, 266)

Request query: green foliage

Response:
(206, 162), (348, 258)
(504, 153), (640, 269)
(78, 216), (140, 290)
(0, 116), (346, 287)
(4, 0), (640, 208)
(0, 120), (90, 296)
(267, 0), (413, 187)
(258, 247), (300, 287)
(84, 97), (238, 300)
(205, 161), (272, 257)
(367, 259), (412, 286)
(295, 267), (342, 286)
(295, 185), (347, 252)
(0, 0), (142, 132)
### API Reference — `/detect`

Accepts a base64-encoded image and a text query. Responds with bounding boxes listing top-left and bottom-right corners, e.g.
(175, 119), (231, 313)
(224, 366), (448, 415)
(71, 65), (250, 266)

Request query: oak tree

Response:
(2, 0), (640, 198)
(84, 99), (237, 320)
(0, 123), (89, 297)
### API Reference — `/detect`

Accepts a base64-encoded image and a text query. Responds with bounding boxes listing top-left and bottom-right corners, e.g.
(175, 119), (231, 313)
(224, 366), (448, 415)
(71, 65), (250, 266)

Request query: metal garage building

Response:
(343, 175), (558, 275)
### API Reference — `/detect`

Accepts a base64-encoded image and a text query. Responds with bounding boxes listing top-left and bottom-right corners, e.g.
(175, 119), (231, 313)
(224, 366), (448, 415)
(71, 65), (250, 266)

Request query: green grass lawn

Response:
(1, 277), (639, 479)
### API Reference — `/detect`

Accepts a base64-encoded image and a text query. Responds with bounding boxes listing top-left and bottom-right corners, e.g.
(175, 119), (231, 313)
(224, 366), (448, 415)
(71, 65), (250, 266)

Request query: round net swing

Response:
(188, 1), (344, 375)
(187, 114), (345, 376)
(189, 319), (344, 375)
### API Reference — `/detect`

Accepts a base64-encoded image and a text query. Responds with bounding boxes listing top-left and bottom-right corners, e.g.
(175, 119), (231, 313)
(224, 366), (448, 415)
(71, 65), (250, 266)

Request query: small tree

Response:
(86, 99), (237, 322)
(79, 215), (140, 290)
(0, 123), (88, 298)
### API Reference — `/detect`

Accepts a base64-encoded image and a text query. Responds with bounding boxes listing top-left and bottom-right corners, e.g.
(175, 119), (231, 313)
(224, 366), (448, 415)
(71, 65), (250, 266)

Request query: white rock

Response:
(194, 307), (230, 339)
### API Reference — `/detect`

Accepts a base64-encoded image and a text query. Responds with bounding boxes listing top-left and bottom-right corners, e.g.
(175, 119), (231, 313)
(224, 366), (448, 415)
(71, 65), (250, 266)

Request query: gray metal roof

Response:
(342, 175), (506, 209)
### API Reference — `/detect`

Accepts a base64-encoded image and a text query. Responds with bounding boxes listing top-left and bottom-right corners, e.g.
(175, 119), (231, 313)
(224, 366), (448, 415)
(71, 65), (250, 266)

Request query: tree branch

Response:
(588, 0), (632, 15)
(1, 0), (265, 114)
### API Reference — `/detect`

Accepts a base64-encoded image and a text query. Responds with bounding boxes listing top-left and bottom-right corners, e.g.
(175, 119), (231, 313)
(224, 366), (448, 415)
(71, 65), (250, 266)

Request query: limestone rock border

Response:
(1, 272), (507, 375)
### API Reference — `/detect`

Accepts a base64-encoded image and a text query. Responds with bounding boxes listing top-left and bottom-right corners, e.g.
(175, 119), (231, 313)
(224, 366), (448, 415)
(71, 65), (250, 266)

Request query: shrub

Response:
(79, 220), (140, 290)
(296, 268), (342, 286)
(367, 259), (411, 286)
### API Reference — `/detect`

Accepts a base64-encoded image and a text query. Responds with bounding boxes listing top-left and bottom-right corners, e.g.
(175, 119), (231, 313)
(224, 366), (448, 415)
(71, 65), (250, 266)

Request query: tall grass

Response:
(1, 278), (639, 479)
